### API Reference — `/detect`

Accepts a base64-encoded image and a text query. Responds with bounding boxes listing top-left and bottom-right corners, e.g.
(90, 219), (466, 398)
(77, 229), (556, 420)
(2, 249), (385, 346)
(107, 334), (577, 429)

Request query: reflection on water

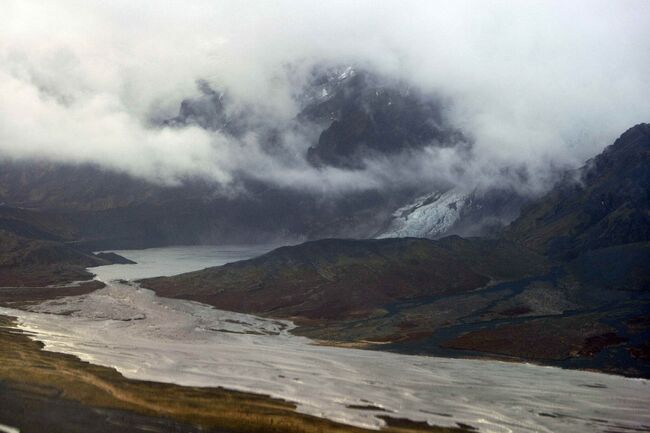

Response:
(2, 246), (649, 433)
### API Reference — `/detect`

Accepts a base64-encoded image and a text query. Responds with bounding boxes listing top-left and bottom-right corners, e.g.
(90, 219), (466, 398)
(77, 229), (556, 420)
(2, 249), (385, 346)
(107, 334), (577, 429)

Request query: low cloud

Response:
(2, 0), (649, 196)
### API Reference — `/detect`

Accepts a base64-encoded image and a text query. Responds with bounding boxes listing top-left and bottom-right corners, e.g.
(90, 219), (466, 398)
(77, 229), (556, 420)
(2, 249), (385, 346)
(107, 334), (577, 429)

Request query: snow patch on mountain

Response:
(338, 66), (355, 80)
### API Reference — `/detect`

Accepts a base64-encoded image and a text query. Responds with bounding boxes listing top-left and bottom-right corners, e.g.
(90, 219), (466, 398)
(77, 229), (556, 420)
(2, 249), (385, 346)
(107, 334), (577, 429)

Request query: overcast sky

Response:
(1, 0), (649, 194)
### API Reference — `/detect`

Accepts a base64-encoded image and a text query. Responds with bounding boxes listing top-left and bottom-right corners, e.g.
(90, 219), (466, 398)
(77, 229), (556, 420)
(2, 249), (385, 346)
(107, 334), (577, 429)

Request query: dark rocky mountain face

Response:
(163, 81), (230, 131)
(0, 160), (159, 212)
(507, 123), (650, 259)
(162, 80), (261, 138)
(163, 67), (468, 170)
(301, 68), (467, 169)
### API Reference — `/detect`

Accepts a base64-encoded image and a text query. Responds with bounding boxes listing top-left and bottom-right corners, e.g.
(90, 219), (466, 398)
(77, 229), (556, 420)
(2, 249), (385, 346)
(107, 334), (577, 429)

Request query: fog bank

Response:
(2, 0), (649, 194)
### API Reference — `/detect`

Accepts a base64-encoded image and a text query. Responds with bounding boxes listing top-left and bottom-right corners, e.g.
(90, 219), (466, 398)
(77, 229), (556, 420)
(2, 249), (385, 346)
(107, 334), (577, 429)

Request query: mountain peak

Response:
(595, 122), (649, 161)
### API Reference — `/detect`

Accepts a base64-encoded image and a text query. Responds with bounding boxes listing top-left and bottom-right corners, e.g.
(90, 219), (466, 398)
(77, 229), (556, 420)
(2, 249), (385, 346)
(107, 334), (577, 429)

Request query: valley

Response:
(1, 5), (649, 431)
(1, 246), (648, 433)
(0, 114), (646, 433)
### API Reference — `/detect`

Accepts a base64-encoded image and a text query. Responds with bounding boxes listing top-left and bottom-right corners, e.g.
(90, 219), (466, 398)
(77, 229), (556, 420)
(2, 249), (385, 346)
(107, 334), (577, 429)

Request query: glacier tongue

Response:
(378, 189), (470, 238)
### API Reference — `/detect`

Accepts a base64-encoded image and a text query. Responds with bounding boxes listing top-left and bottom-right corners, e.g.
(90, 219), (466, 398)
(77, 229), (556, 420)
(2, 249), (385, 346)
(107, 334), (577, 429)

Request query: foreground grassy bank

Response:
(0, 315), (471, 433)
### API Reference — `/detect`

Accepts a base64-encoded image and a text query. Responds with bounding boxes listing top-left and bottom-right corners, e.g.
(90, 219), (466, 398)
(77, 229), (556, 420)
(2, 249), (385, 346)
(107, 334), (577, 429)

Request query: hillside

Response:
(142, 237), (547, 320)
(507, 123), (650, 258)
(0, 207), (133, 288)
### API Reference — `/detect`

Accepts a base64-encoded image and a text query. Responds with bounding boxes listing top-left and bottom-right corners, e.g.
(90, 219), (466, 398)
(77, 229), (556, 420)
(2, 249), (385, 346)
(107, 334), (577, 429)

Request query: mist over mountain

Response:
(3, 1), (650, 192)
(0, 65), (521, 244)
(1, 1), (649, 245)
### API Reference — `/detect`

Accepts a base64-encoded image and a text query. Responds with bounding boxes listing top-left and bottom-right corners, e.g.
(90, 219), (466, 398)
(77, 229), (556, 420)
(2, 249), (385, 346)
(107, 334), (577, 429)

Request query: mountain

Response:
(0, 229), (98, 286)
(440, 124), (650, 376)
(0, 205), (136, 287)
(142, 124), (650, 377)
(7, 69), (644, 251)
(507, 123), (650, 259)
(0, 66), (486, 248)
(0, 161), (405, 249)
(0, 216), (130, 288)
(163, 80), (233, 132)
(302, 68), (466, 169)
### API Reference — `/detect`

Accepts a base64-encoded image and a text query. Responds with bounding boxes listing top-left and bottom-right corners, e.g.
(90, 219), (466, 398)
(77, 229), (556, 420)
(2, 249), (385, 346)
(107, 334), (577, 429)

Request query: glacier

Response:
(379, 189), (470, 238)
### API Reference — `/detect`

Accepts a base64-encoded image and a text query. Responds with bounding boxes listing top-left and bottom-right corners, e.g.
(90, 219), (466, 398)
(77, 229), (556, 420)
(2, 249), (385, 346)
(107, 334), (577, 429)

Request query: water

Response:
(1, 246), (649, 432)
(92, 244), (277, 280)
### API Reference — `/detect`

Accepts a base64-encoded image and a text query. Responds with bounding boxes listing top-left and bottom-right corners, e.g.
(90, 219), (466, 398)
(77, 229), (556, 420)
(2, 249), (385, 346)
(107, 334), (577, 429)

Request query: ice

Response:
(338, 66), (355, 80)
(379, 189), (469, 238)
(0, 424), (20, 433)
